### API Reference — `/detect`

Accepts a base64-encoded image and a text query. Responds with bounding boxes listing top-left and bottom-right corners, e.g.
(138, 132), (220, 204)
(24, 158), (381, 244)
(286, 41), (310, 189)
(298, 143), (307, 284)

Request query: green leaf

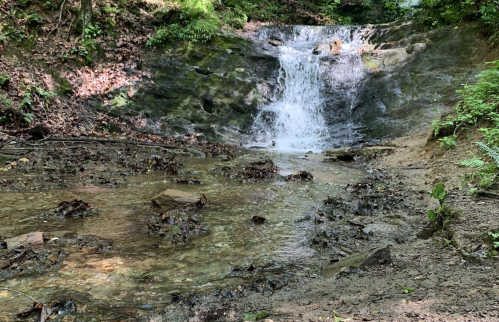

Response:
(400, 285), (415, 294)
(427, 210), (436, 222)
(430, 183), (447, 200)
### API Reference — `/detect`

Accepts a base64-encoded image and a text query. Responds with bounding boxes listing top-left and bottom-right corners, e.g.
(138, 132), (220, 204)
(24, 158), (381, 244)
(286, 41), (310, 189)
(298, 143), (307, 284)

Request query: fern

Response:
(476, 142), (499, 166)
(459, 157), (485, 168)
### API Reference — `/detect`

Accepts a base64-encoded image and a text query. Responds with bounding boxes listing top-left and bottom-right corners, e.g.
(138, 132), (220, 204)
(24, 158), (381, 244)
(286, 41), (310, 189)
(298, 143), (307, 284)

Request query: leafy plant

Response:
(459, 156), (485, 168)
(427, 183), (458, 229)
(0, 73), (9, 89)
(400, 285), (415, 294)
(439, 135), (456, 149)
(85, 24), (102, 39)
(476, 142), (499, 166)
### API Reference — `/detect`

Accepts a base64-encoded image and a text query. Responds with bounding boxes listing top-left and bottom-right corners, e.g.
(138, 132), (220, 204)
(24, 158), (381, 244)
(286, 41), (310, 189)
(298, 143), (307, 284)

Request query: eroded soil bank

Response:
(1, 130), (498, 321)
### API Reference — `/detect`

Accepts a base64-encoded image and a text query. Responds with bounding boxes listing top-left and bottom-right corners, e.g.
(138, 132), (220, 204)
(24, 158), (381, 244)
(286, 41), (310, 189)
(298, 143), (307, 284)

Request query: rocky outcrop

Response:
(351, 21), (499, 140)
(114, 32), (279, 142)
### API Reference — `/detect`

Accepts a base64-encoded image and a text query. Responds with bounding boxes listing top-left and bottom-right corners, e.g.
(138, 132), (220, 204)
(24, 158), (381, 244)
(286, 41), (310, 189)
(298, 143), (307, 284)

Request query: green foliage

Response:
(85, 24), (102, 39)
(427, 183), (457, 229)
(43, 0), (63, 11)
(1, 23), (31, 43)
(415, 0), (499, 42)
(489, 231), (499, 248)
(400, 285), (415, 294)
(243, 312), (270, 321)
(433, 60), (499, 146)
(148, 0), (220, 46)
(430, 183), (447, 200)
(459, 156), (485, 168)
(0, 73), (9, 89)
(439, 135), (456, 149)
(476, 142), (499, 166)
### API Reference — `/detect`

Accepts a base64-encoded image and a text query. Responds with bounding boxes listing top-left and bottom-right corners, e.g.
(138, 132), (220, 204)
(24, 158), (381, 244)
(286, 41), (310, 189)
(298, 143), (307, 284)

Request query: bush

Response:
(433, 60), (499, 146)
(147, 0), (220, 46)
(415, 0), (499, 43)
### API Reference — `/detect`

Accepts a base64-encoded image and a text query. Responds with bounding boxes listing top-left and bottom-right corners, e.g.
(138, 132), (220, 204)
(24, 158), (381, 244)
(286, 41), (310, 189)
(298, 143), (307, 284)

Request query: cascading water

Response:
(247, 26), (368, 152)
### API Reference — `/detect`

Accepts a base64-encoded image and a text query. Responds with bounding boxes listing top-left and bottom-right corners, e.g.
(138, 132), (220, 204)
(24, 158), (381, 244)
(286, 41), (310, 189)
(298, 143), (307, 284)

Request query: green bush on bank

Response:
(415, 0), (499, 43)
(147, 0), (219, 46)
(435, 60), (499, 190)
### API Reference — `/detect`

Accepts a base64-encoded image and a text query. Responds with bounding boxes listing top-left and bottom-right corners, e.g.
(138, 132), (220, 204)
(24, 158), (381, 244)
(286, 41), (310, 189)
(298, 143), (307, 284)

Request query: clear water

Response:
(247, 26), (368, 152)
(0, 150), (365, 319)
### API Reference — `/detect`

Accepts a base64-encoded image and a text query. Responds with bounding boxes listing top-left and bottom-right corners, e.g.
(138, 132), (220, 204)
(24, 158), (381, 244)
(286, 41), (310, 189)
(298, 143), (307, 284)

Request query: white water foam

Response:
(247, 26), (368, 152)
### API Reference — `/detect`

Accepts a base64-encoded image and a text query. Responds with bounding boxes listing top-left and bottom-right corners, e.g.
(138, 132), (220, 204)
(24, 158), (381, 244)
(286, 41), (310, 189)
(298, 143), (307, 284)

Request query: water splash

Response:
(247, 26), (368, 152)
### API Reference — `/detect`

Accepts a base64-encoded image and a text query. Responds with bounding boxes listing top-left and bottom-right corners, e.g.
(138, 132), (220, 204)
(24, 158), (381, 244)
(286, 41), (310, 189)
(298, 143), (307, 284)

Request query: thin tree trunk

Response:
(80, 0), (92, 38)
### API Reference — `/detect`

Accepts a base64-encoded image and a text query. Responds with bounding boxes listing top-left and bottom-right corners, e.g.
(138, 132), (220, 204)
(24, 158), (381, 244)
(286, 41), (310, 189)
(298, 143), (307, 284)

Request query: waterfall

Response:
(247, 26), (368, 152)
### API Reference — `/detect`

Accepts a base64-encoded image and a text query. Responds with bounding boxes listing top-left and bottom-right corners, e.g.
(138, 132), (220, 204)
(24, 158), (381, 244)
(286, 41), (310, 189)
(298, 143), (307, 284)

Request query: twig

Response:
(477, 191), (499, 199)
(0, 8), (19, 27)
(0, 139), (15, 151)
(47, 0), (66, 38)
(0, 288), (42, 304)
(43, 137), (178, 152)
(67, 16), (76, 41)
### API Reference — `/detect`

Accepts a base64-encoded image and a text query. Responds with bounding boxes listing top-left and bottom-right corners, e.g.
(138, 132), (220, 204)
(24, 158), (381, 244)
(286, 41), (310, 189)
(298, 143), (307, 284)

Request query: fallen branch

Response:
(47, 0), (66, 38)
(0, 288), (41, 305)
(477, 191), (499, 199)
(42, 137), (179, 152)
(67, 16), (76, 41)
(0, 139), (15, 151)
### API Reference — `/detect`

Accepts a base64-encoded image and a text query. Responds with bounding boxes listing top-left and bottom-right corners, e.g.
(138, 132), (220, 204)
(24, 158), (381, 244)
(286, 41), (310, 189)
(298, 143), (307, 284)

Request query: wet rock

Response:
(324, 246), (391, 277)
(148, 210), (206, 244)
(152, 189), (208, 211)
(324, 147), (355, 161)
(173, 177), (202, 185)
(268, 40), (282, 47)
(71, 235), (114, 255)
(358, 146), (396, 158)
(184, 148), (206, 158)
(215, 159), (279, 182)
(313, 43), (331, 55)
(252, 216), (266, 224)
(139, 156), (181, 174)
(0, 245), (67, 279)
(40, 200), (95, 219)
(5, 231), (43, 249)
(287, 171), (313, 181)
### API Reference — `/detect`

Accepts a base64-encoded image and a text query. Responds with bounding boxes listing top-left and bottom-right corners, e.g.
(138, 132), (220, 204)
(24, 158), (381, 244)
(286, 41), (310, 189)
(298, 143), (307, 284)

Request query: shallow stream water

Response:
(0, 149), (365, 320)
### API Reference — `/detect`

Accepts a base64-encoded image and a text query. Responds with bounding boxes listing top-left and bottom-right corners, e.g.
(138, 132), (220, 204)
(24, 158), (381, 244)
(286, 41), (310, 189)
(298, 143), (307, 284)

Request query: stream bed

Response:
(0, 145), (365, 320)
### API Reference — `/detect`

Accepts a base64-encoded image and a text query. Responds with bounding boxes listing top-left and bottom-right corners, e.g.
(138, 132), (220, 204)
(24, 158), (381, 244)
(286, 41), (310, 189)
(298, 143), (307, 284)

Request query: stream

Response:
(0, 25), (370, 320)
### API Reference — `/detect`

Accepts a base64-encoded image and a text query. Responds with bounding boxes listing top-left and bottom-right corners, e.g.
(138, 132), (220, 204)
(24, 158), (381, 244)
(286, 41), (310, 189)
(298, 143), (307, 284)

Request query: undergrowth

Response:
(415, 0), (499, 43)
(434, 60), (499, 191)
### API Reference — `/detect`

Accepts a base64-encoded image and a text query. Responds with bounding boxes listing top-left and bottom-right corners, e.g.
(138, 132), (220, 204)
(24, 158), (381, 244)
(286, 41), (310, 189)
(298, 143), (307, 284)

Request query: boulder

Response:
(152, 189), (207, 211)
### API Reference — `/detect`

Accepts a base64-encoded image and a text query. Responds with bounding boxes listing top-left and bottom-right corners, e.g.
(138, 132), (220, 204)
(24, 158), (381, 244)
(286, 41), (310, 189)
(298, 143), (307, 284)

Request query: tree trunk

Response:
(80, 0), (92, 38)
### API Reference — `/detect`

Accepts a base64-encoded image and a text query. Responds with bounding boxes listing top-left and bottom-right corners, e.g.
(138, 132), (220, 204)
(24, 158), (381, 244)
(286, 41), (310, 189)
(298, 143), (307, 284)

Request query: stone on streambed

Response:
(324, 246), (391, 278)
(152, 189), (208, 211)
(4, 231), (43, 249)
(324, 147), (355, 161)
